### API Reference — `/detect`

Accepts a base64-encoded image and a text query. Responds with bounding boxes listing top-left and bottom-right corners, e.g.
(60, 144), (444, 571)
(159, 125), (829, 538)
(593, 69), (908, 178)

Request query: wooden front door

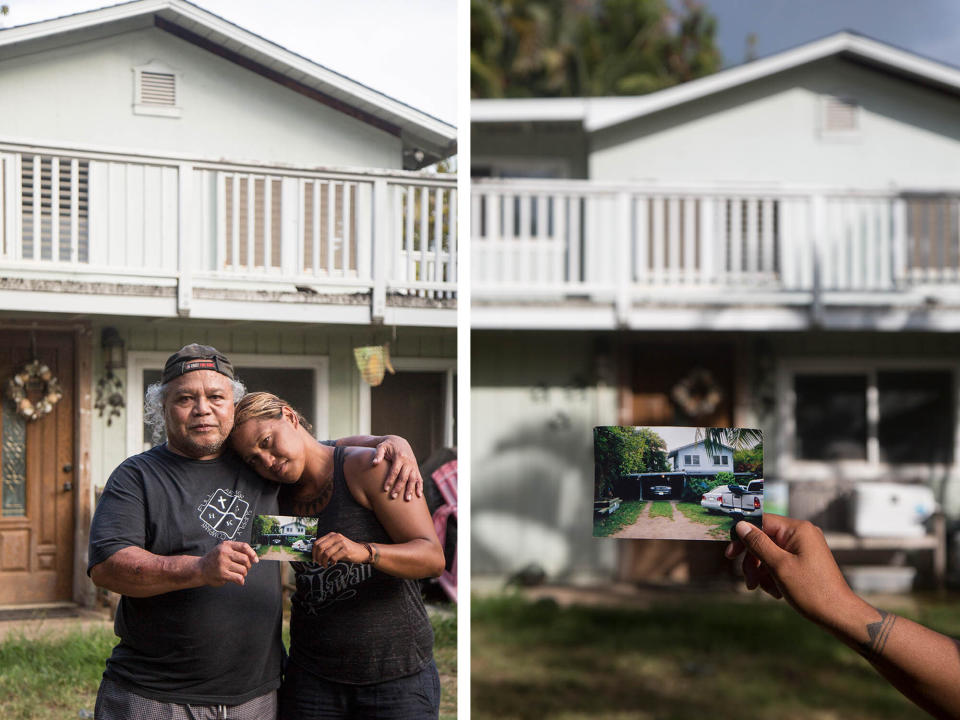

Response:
(619, 341), (735, 427)
(0, 331), (75, 605)
(371, 371), (447, 466)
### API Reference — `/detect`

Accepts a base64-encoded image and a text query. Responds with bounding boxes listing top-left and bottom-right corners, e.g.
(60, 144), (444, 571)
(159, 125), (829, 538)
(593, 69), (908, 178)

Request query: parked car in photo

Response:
(701, 487), (725, 513)
(292, 538), (314, 552)
(650, 485), (672, 498)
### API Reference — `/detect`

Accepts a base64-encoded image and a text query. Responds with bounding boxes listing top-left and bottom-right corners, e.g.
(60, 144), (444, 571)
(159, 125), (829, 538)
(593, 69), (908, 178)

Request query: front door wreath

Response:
(6, 359), (63, 421)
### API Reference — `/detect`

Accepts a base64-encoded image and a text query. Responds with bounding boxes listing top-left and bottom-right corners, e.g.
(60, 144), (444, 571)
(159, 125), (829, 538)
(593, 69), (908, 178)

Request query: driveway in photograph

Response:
(613, 500), (719, 540)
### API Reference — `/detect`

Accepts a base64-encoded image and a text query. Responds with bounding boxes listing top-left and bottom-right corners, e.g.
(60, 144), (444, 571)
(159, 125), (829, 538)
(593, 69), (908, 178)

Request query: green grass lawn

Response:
(255, 544), (313, 562)
(648, 501), (673, 520)
(594, 500), (645, 537)
(0, 609), (456, 720)
(674, 501), (732, 539)
(472, 593), (955, 720)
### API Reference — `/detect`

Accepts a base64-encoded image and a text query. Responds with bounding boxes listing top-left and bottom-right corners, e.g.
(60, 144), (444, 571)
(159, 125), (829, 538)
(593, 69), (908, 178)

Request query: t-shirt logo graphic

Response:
(197, 489), (250, 540)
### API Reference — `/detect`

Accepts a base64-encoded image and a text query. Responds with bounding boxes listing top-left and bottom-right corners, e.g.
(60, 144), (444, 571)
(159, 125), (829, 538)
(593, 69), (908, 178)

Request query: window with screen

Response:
(795, 374), (867, 460)
(878, 371), (953, 463)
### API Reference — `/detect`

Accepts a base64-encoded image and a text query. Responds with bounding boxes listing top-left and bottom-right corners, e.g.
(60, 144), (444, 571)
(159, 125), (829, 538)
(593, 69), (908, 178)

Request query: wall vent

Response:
(133, 63), (181, 118)
(821, 95), (859, 137)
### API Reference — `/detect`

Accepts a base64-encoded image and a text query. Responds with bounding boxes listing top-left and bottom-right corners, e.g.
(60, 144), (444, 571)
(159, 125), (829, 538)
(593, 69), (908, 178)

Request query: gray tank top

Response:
(287, 446), (434, 685)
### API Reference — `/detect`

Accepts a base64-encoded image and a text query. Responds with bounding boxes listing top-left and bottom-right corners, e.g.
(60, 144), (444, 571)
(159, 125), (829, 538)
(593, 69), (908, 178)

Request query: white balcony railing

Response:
(0, 143), (456, 323)
(472, 178), (960, 326)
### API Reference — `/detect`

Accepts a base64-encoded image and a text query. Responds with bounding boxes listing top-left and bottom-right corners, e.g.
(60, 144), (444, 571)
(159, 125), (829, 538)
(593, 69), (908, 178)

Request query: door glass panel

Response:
(795, 374), (867, 460)
(234, 367), (315, 429)
(2, 402), (27, 517)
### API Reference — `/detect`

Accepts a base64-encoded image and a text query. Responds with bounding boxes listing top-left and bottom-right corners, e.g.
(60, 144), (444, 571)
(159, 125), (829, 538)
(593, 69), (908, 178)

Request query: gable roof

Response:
(472, 31), (960, 134)
(0, 0), (456, 168)
(667, 440), (734, 457)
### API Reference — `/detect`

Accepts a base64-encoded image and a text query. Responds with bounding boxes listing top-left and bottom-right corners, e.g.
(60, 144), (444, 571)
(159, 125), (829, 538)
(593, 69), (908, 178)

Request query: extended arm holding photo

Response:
(727, 514), (960, 720)
(90, 541), (258, 597)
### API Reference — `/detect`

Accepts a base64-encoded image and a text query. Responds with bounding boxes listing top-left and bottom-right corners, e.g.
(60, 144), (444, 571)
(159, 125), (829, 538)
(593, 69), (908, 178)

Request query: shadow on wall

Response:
(472, 412), (614, 579)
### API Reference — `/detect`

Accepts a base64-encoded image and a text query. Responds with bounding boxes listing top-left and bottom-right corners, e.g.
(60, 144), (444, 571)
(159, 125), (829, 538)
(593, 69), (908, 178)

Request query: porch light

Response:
(101, 327), (126, 371)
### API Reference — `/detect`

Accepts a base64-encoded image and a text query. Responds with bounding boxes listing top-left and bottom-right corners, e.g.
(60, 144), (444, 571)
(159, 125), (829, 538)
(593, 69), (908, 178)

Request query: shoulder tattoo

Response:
(291, 481), (334, 517)
(859, 609), (896, 662)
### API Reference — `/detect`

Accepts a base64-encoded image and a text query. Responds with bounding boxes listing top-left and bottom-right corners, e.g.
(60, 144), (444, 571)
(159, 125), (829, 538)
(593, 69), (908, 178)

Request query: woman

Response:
(230, 392), (445, 720)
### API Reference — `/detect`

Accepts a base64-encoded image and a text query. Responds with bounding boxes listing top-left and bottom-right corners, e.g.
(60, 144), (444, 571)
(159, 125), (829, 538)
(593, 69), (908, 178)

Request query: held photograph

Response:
(594, 426), (763, 541)
(251, 514), (319, 562)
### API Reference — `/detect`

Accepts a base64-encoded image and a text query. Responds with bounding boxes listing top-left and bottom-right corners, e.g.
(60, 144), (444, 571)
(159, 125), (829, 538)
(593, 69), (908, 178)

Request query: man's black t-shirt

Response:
(88, 445), (282, 705)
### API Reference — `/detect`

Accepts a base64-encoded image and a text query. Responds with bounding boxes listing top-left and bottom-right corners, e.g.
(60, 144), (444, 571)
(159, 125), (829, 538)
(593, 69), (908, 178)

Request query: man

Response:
(89, 344), (421, 719)
(727, 514), (960, 719)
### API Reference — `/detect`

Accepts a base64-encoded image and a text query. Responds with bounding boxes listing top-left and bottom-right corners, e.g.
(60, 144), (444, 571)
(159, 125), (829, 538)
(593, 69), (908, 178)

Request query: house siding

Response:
(0, 26), (402, 169)
(472, 330), (617, 579)
(590, 57), (960, 188)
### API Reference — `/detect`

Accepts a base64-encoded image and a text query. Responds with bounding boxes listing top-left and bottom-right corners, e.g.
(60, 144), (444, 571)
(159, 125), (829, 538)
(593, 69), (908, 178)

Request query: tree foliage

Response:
(683, 470), (733, 501)
(252, 514), (280, 537)
(594, 426), (668, 498)
(471, 0), (721, 98)
(734, 445), (763, 476)
(696, 427), (763, 459)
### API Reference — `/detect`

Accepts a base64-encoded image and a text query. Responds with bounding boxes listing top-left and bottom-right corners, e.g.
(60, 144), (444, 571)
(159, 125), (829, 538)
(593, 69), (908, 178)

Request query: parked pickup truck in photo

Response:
(720, 480), (763, 520)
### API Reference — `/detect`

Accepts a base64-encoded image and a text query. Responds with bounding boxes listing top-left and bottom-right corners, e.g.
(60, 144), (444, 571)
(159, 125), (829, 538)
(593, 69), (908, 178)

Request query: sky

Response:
(0, 0), (458, 124)
(701, 0), (960, 70)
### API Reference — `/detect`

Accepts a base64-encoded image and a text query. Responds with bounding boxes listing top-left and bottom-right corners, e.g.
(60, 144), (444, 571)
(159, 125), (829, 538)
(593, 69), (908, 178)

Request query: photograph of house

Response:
(0, 0), (457, 612)
(251, 513), (318, 561)
(472, 29), (958, 586)
(594, 426), (763, 541)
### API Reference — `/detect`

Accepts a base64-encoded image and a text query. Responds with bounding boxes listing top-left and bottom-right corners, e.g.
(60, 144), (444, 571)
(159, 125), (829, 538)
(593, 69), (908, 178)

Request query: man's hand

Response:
(199, 541), (258, 587)
(312, 532), (367, 568)
(725, 513), (858, 628)
(372, 435), (423, 501)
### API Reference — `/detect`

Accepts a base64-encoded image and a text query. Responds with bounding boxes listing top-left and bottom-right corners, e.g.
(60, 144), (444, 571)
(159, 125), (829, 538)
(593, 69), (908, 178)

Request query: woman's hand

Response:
(312, 532), (368, 567)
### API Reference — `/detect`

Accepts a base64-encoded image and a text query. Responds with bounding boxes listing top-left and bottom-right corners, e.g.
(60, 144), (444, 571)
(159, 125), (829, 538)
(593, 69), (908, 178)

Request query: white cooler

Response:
(851, 482), (936, 538)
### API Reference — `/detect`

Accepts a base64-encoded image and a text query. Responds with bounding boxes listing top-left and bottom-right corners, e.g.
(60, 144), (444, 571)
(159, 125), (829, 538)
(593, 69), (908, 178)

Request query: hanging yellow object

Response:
(353, 344), (396, 387)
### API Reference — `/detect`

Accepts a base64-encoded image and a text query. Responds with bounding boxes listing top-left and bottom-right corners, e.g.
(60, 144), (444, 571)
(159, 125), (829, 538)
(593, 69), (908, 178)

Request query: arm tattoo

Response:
(859, 609), (897, 662)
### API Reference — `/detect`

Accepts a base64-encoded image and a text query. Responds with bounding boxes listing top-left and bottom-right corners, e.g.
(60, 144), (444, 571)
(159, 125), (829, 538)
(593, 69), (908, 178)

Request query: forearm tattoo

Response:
(859, 609), (897, 662)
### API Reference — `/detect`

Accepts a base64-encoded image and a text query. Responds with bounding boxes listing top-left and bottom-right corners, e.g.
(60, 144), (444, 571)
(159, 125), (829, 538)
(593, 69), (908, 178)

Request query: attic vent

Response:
(140, 71), (176, 106)
(822, 95), (859, 135)
(133, 63), (181, 118)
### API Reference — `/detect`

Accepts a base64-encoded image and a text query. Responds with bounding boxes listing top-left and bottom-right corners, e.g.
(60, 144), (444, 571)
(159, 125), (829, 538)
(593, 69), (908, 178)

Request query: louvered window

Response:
(133, 63), (181, 118)
(20, 155), (89, 262)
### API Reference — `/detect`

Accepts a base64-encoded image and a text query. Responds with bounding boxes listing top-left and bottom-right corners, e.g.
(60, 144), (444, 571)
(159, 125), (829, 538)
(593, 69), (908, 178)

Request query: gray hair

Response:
(143, 378), (247, 445)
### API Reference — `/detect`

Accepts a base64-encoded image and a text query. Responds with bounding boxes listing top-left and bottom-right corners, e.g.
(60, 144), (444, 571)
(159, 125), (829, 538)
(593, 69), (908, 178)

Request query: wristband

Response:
(362, 542), (379, 566)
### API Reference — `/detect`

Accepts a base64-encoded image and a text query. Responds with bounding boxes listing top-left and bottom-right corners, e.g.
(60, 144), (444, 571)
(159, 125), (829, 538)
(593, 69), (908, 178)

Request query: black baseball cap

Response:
(162, 344), (235, 384)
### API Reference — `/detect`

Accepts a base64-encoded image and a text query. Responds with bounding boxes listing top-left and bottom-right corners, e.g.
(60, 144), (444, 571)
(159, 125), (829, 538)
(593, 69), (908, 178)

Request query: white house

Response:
(668, 441), (734, 474)
(0, 0), (457, 611)
(280, 520), (307, 537)
(472, 32), (960, 584)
